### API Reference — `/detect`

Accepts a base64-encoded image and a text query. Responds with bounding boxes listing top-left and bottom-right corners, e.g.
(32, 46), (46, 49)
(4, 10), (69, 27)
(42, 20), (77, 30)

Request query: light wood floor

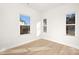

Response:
(0, 39), (79, 55)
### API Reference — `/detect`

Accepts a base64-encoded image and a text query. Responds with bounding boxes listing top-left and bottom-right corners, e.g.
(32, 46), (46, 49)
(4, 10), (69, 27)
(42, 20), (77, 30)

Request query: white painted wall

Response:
(0, 3), (40, 50)
(42, 4), (79, 49)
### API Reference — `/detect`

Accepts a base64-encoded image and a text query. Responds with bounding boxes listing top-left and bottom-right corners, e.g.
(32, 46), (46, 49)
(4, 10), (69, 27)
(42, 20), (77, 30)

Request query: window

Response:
(43, 19), (47, 32)
(20, 15), (30, 34)
(66, 12), (75, 36)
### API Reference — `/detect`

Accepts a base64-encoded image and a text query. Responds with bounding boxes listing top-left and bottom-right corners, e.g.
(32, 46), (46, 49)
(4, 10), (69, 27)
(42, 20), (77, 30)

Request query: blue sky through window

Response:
(20, 15), (30, 25)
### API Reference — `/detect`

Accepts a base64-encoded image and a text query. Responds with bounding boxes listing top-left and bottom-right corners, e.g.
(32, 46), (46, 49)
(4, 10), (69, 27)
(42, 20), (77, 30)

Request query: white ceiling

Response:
(27, 3), (63, 12)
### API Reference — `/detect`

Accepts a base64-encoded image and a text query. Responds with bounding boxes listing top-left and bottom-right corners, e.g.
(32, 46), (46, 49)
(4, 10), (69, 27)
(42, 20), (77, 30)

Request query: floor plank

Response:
(0, 39), (79, 55)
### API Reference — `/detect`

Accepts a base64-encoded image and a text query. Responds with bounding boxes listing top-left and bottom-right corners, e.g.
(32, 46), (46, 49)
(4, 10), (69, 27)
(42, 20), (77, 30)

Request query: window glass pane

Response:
(66, 25), (75, 36)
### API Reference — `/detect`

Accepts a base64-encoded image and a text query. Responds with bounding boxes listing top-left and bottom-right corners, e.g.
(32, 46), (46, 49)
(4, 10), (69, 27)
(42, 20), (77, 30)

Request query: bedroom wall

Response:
(0, 3), (40, 50)
(42, 4), (79, 49)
